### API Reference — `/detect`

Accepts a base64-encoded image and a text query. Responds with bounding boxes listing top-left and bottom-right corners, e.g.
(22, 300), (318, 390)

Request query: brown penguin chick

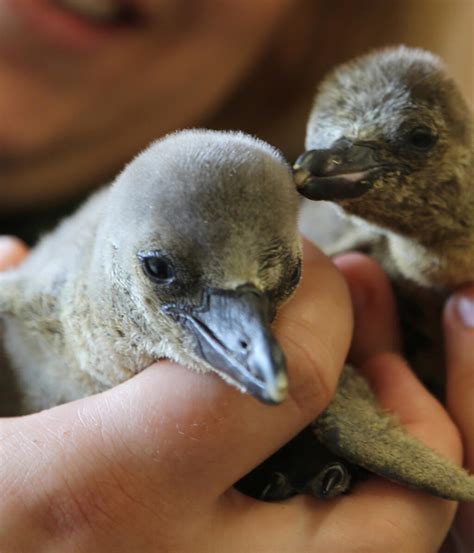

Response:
(295, 45), (474, 393)
(292, 45), (474, 500)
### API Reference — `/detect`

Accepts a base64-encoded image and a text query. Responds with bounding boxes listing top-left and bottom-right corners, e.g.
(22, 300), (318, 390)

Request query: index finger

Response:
(334, 252), (401, 365)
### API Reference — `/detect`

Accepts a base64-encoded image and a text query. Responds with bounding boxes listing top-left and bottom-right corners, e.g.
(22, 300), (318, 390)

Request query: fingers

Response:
(443, 285), (474, 549)
(355, 352), (463, 551)
(334, 253), (401, 365)
(361, 352), (462, 463)
(0, 236), (29, 270)
(215, 351), (462, 552)
(443, 286), (474, 459)
(331, 255), (451, 455)
(2, 240), (353, 509)
(216, 481), (454, 553)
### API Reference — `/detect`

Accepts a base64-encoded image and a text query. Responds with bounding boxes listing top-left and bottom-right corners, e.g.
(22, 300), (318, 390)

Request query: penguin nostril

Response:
(239, 339), (249, 351)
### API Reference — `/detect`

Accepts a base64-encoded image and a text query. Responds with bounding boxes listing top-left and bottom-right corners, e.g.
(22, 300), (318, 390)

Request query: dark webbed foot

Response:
(259, 472), (296, 501)
(255, 461), (354, 501)
(303, 462), (352, 499)
(235, 425), (362, 501)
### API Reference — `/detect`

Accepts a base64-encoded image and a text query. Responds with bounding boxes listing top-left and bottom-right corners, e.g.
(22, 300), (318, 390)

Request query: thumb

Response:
(0, 236), (29, 270)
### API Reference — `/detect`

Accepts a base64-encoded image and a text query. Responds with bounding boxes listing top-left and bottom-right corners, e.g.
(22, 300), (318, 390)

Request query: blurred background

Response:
(0, 0), (472, 243)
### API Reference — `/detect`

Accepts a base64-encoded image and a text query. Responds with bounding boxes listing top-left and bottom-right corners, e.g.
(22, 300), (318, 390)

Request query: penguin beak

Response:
(164, 285), (288, 404)
(293, 140), (383, 201)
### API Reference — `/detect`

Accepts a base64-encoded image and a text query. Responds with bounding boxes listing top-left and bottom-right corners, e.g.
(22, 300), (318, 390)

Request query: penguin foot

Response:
(235, 426), (360, 501)
(303, 462), (352, 499)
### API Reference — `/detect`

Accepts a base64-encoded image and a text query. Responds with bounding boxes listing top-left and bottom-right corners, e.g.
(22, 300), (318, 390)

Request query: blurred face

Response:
(0, 0), (293, 211)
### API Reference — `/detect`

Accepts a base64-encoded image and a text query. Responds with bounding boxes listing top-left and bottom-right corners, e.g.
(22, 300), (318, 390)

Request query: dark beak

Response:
(293, 140), (382, 201)
(164, 285), (288, 405)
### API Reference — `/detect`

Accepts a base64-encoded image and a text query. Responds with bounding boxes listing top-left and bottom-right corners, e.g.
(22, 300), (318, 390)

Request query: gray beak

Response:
(293, 139), (383, 201)
(164, 285), (288, 404)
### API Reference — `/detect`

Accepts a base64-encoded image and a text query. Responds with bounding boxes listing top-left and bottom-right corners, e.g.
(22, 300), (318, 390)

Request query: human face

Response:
(0, 0), (294, 212)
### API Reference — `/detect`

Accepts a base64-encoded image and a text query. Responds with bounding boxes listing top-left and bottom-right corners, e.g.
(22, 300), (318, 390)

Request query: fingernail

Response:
(455, 295), (474, 329)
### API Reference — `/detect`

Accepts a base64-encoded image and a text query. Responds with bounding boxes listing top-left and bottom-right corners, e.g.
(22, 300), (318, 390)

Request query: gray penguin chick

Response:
(0, 129), (473, 502)
(0, 130), (300, 413)
(294, 46), (474, 495)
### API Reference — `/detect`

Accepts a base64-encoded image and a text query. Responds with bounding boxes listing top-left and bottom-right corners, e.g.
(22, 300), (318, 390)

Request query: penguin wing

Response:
(313, 365), (474, 501)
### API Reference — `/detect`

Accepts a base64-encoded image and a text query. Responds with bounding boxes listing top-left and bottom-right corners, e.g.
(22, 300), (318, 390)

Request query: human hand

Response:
(443, 287), (474, 551)
(0, 237), (462, 552)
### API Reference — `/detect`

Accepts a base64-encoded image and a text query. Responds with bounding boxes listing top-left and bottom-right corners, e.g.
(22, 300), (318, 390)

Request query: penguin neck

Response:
(384, 227), (474, 290)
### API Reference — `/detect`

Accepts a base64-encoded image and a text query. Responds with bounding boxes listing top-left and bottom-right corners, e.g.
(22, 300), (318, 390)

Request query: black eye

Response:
(138, 251), (176, 284)
(407, 127), (437, 151)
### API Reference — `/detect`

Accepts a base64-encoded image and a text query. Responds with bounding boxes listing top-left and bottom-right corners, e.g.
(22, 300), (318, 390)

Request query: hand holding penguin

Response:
(1, 129), (473, 504)
(0, 236), (467, 553)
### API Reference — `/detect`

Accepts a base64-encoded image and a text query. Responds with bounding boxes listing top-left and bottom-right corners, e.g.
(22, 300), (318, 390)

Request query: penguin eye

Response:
(407, 127), (437, 151)
(138, 251), (176, 284)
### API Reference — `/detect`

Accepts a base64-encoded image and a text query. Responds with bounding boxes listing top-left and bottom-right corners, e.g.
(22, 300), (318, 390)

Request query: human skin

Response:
(444, 290), (474, 549)
(0, 0), (295, 211)
(0, 236), (471, 552)
(0, 2), (471, 549)
(0, 0), (471, 216)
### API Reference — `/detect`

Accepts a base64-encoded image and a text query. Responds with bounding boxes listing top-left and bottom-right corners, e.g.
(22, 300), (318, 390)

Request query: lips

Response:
(53, 0), (139, 26)
(4, 0), (142, 50)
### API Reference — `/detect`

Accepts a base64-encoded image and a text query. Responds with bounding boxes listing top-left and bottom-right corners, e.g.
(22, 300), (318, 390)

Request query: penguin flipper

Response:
(314, 365), (474, 501)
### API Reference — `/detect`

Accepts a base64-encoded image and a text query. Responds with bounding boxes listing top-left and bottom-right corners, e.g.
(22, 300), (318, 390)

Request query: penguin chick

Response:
(296, 45), (474, 290)
(1, 129), (472, 503)
(0, 130), (301, 414)
(294, 46), (474, 497)
(295, 46), (474, 390)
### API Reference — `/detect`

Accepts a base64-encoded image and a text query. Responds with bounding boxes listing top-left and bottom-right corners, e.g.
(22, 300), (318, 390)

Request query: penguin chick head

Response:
(95, 130), (301, 404)
(295, 46), (473, 245)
